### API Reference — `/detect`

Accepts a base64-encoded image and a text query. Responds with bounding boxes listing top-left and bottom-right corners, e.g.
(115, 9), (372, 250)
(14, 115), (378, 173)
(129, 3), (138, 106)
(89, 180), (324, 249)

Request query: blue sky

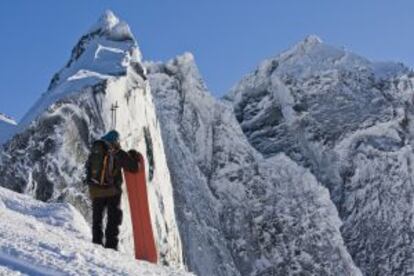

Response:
(1, 0), (414, 120)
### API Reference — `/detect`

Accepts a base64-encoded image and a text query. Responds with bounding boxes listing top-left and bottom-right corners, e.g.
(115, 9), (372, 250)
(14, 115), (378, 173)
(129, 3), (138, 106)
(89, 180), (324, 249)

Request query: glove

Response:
(128, 150), (141, 172)
(128, 150), (140, 161)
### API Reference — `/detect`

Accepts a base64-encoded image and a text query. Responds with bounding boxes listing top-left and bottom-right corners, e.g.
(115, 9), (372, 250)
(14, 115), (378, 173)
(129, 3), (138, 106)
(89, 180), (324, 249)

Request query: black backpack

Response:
(87, 140), (116, 186)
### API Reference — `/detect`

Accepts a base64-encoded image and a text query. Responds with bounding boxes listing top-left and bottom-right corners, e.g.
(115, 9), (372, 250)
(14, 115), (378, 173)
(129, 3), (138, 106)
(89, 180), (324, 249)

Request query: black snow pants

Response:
(92, 195), (123, 250)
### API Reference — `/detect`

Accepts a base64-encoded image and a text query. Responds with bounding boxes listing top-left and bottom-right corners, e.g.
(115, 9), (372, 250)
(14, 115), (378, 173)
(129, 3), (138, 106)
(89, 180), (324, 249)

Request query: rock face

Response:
(0, 11), (182, 267)
(146, 53), (361, 275)
(226, 36), (414, 275)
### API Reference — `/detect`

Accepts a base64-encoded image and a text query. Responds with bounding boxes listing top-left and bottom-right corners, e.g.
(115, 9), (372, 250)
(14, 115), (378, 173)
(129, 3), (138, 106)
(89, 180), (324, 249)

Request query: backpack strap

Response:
(100, 154), (109, 185)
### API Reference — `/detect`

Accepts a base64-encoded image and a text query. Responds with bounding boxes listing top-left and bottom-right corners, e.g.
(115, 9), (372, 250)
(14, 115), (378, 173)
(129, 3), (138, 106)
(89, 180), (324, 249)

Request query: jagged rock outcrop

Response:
(147, 53), (361, 275)
(226, 35), (414, 275)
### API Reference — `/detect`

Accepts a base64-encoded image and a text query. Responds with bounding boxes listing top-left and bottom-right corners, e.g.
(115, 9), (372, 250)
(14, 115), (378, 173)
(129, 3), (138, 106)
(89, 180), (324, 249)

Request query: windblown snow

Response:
(0, 186), (191, 275)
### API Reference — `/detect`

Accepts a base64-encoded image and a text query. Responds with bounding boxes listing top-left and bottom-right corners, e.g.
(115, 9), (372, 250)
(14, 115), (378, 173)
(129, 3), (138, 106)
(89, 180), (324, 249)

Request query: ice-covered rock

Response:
(147, 54), (361, 275)
(226, 37), (414, 275)
(18, 9), (142, 130)
(0, 10), (182, 268)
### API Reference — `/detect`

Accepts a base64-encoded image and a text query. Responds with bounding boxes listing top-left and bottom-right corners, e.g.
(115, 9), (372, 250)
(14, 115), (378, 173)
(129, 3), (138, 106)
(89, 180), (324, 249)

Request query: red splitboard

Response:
(124, 152), (158, 263)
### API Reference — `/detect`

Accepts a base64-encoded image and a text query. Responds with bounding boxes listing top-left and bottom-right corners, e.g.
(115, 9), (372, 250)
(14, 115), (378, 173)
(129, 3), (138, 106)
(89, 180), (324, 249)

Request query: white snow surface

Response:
(0, 186), (191, 276)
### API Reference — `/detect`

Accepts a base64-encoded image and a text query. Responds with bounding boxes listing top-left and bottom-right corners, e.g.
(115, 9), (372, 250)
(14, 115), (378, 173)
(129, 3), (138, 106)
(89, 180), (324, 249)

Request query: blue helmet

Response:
(101, 130), (120, 144)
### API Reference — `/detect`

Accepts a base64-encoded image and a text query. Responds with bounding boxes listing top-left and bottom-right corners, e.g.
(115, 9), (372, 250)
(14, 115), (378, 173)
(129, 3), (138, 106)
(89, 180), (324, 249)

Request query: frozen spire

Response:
(89, 9), (121, 33)
(84, 9), (135, 43)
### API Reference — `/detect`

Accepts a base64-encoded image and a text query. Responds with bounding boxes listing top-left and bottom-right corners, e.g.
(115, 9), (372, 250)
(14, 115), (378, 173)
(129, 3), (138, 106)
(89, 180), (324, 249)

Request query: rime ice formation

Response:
(226, 36), (414, 275)
(146, 54), (361, 275)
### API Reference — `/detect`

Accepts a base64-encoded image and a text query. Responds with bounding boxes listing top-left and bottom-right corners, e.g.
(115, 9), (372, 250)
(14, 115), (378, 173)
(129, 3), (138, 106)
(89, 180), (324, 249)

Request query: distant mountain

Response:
(226, 34), (414, 275)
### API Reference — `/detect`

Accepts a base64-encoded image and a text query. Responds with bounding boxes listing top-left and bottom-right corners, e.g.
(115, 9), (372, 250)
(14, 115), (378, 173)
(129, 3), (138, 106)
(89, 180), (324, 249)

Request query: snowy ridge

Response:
(88, 10), (135, 42)
(226, 35), (408, 105)
(0, 10), (183, 269)
(0, 186), (191, 275)
(226, 37), (414, 275)
(147, 54), (361, 275)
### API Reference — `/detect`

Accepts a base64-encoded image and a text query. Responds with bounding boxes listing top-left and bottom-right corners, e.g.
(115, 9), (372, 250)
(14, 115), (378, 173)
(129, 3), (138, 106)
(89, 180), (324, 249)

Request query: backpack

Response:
(87, 141), (116, 186)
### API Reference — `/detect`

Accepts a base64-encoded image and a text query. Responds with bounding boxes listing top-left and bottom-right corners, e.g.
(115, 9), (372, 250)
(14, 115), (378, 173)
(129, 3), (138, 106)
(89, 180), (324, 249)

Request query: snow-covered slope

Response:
(147, 53), (361, 276)
(0, 113), (17, 144)
(0, 10), (182, 268)
(226, 35), (414, 275)
(0, 186), (191, 275)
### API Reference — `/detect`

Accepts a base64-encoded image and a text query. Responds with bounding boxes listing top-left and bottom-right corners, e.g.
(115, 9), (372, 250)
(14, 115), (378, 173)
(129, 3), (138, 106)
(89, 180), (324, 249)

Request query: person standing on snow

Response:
(85, 130), (138, 250)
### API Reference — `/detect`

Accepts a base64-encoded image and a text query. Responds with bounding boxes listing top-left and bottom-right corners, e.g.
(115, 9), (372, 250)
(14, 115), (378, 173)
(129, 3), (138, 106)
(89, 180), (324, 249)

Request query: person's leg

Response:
(92, 197), (106, 245)
(105, 194), (123, 250)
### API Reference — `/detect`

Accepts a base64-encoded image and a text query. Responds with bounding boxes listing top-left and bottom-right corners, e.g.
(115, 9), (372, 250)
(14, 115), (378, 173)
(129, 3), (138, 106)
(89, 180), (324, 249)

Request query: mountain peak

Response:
(157, 52), (199, 75)
(20, 10), (142, 128)
(292, 34), (323, 52)
(100, 9), (120, 27)
(85, 9), (134, 42)
(89, 9), (120, 33)
(303, 34), (323, 45)
(174, 52), (196, 66)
